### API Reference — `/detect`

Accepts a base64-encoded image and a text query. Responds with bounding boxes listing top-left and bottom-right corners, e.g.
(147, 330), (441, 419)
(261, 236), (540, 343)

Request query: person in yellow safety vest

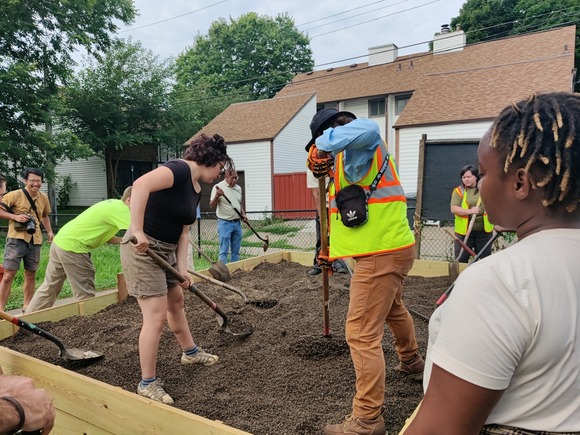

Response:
(450, 164), (494, 263)
(306, 111), (423, 435)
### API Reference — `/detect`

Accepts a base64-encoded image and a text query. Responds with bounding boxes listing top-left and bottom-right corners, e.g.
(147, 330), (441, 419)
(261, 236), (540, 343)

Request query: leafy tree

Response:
(0, 0), (136, 188)
(63, 39), (179, 197)
(451, 0), (580, 90)
(175, 12), (314, 128)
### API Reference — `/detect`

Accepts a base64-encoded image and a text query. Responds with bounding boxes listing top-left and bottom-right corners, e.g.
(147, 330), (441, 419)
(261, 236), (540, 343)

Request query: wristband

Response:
(2, 396), (25, 434)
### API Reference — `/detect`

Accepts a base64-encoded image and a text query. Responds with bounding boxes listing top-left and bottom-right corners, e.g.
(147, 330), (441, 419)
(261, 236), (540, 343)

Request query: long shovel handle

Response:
(129, 237), (229, 326)
(189, 239), (216, 264)
(188, 268), (248, 303)
(219, 193), (270, 245)
(437, 230), (502, 305)
(0, 310), (68, 355)
(456, 196), (482, 261)
(444, 228), (476, 257)
(318, 178), (331, 337)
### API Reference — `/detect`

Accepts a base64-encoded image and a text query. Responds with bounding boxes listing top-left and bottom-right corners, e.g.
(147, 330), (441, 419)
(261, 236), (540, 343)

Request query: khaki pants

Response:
(348, 245), (418, 418)
(27, 243), (95, 312)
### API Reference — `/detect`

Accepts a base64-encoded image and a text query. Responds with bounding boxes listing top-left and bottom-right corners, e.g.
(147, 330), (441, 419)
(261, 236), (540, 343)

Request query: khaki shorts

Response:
(3, 238), (41, 271)
(120, 229), (180, 298)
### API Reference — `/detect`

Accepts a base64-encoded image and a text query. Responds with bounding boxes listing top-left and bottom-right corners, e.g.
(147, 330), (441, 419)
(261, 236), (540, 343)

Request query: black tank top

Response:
(144, 160), (200, 244)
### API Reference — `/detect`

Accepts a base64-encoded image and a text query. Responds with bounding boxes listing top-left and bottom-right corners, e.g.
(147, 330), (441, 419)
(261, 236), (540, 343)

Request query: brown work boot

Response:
(395, 352), (425, 381)
(324, 414), (386, 435)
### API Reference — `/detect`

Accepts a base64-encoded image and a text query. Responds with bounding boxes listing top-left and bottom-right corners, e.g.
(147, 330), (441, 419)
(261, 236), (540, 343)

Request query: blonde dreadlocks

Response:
(490, 92), (580, 212)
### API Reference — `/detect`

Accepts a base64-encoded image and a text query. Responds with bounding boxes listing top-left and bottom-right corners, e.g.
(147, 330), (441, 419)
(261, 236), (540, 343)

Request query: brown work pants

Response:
(347, 245), (418, 418)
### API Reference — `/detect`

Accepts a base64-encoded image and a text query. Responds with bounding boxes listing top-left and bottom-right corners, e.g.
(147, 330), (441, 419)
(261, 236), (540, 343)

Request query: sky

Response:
(112, 0), (468, 69)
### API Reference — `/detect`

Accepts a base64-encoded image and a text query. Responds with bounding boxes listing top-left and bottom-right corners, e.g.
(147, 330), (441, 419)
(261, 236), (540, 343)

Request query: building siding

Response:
(226, 141), (272, 212)
(397, 121), (492, 196)
(274, 98), (316, 174)
(55, 156), (107, 206)
(343, 99), (387, 141)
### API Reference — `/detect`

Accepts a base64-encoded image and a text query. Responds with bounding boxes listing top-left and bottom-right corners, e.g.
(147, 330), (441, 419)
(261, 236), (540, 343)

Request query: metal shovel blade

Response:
(61, 348), (104, 362)
(0, 310), (103, 362)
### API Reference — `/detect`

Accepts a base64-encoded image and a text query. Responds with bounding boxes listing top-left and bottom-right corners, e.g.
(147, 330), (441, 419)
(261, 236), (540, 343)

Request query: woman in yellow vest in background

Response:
(450, 164), (494, 262)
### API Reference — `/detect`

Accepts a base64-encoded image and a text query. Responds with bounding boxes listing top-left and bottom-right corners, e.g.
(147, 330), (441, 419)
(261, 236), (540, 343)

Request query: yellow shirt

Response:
(2, 189), (51, 244)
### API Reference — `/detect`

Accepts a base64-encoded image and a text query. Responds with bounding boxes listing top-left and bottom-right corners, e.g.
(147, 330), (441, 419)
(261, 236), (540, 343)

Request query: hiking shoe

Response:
(308, 266), (322, 276)
(396, 352), (425, 381)
(324, 414), (386, 435)
(137, 378), (174, 405)
(181, 348), (219, 366)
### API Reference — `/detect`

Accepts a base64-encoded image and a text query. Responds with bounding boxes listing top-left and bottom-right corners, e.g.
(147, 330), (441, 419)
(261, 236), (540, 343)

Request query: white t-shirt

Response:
(210, 180), (243, 221)
(425, 228), (580, 432)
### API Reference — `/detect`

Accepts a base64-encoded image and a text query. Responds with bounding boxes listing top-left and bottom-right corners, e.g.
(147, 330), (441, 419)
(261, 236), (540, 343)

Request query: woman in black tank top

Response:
(120, 133), (233, 405)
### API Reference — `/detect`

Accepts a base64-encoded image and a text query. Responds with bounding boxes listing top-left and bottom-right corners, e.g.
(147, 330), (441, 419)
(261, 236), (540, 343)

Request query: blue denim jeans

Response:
(217, 219), (242, 263)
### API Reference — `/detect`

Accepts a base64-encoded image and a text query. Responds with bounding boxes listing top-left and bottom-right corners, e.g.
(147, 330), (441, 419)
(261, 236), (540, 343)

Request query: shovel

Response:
(130, 238), (252, 337)
(187, 268), (248, 302)
(318, 178), (331, 337)
(448, 196), (481, 282)
(188, 238), (231, 282)
(188, 268), (277, 309)
(437, 230), (501, 306)
(0, 310), (103, 362)
(219, 192), (270, 252)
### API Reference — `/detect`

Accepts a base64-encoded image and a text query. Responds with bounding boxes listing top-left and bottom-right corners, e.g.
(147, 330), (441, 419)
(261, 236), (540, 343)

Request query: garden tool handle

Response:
(129, 237), (227, 317)
(129, 236), (187, 283)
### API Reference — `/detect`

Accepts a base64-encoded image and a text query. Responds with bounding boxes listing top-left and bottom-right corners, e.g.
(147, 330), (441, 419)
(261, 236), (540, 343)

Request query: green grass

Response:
(0, 239), (124, 310)
(0, 237), (238, 311)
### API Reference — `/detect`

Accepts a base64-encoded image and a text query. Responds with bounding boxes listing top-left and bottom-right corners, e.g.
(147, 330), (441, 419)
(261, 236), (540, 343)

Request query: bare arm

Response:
(450, 205), (480, 216)
(107, 236), (122, 244)
(403, 364), (503, 435)
(175, 225), (192, 288)
(209, 186), (222, 209)
(0, 374), (56, 434)
(41, 215), (54, 242)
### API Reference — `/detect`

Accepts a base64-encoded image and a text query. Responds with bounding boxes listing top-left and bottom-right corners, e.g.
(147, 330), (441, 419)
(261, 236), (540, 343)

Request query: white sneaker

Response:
(137, 378), (174, 405)
(181, 348), (219, 366)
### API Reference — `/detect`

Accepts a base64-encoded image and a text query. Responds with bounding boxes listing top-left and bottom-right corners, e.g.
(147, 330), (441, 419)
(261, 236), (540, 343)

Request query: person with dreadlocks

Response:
(402, 92), (580, 434)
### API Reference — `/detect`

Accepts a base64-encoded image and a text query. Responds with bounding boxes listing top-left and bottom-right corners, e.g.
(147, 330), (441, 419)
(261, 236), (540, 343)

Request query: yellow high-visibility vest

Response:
(453, 186), (493, 235)
(328, 141), (415, 259)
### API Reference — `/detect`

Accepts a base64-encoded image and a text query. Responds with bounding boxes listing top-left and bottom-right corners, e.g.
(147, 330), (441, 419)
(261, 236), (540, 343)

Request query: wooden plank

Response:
(0, 347), (251, 435)
(0, 321), (17, 341)
(409, 260), (449, 277)
(286, 251), (313, 266)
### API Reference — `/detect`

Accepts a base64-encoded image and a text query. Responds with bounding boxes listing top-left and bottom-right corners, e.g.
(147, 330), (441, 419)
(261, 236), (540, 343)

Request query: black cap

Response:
(305, 108), (356, 151)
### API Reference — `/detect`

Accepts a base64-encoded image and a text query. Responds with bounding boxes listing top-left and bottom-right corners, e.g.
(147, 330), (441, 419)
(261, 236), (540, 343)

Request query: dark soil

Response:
(1, 261), (448, 435)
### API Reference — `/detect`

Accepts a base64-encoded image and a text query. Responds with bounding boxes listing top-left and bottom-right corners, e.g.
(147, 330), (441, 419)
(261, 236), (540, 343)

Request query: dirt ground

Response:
(1, 261), (448, 435)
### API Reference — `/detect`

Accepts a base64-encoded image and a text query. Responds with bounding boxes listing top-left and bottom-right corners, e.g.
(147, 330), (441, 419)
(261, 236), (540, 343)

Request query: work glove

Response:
(307, 145), (333, 179)
(316, 254), (332, 269)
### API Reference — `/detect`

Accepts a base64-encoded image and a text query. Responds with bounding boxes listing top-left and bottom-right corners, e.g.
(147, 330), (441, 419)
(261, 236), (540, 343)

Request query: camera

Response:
(14, 214), (36, 234)
(24, 214), (36, 234)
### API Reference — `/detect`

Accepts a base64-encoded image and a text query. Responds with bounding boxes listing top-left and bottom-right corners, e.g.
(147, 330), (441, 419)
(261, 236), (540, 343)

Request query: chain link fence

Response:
(3, 209), (517, 262)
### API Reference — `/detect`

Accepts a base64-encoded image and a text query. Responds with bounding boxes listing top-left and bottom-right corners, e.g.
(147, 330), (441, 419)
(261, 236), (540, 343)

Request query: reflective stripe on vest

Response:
(453, 186), (493, 235)
(328, 141), (415, 259)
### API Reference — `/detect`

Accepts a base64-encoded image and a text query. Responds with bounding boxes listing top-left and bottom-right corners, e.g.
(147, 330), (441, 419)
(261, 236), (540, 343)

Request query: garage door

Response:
(420, 141), (479, 221)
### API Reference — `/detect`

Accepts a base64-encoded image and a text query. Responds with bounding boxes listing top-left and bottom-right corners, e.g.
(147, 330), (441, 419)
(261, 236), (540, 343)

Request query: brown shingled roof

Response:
(186, 92), (315, 144)
(276, 26), (576, 127)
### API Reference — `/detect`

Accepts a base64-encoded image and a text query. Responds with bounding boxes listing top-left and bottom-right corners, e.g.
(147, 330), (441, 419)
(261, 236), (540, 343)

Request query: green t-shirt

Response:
(54, 199), (130, 253)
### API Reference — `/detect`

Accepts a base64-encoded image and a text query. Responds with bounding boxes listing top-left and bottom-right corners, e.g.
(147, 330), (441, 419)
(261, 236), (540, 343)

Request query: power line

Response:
(65, 7), (580, 116)
(299, 0), (409, 30)
(118, 0), (229, 33)
(310, 0), (440, 39)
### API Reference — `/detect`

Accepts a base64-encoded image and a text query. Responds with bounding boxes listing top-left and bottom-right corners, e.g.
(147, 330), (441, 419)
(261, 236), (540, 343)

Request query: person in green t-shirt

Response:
(26, 187), (132, 313)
